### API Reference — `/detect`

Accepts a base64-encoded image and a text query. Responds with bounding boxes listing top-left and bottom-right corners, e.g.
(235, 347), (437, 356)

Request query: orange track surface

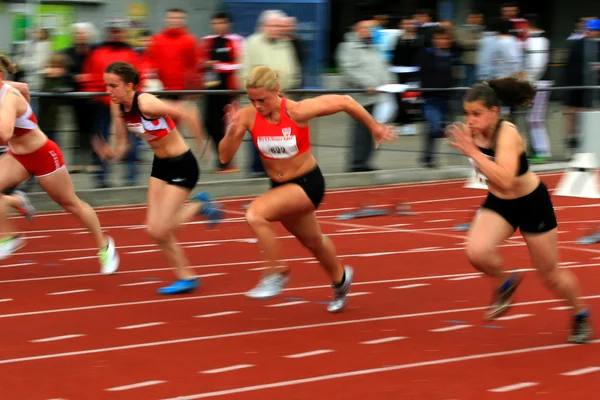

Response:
(1, 173), (598, 399)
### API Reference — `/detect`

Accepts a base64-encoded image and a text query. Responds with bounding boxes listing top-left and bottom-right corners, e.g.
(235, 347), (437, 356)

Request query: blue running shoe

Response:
(192, 192), (223, 229)
(157, 278), (200, 295)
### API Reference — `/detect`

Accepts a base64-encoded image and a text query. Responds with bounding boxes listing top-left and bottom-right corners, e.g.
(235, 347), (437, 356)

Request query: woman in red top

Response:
(219, 65), (397, 312)
(0, 54), (119, 273)
(94, 62), (223, 295)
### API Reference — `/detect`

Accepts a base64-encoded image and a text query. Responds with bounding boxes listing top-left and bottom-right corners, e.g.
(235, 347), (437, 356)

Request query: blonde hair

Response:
(246, 66), (280, 91)
(0, 54), (18, 75)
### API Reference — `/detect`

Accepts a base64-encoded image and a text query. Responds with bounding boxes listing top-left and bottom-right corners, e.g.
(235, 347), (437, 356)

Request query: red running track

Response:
(1, 173), (599, 400)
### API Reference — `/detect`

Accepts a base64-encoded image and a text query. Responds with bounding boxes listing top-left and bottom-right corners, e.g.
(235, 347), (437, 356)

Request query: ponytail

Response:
(466, 75), (536, 109)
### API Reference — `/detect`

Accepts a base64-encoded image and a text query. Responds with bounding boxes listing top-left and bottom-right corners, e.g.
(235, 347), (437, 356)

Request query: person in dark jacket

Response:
(415, 27), (457, 168)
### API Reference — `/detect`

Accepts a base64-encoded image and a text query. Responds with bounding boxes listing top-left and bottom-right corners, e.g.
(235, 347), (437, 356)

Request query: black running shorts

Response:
(270, 165), (325, 208)
(150, 149), (199, 190)
(481, 181), (558, 234)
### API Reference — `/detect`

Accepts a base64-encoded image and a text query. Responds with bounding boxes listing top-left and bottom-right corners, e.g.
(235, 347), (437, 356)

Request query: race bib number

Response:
(126, 122), (154, 141)
(257, 136), (299, 159)
(468, 155), (494, 185)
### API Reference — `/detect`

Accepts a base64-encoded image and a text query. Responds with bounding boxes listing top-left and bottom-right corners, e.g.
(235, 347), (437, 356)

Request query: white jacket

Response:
(524, 32), (550, 82)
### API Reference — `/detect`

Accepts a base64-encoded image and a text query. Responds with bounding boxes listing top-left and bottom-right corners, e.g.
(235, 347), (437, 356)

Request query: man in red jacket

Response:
(81, 19), (141, 188)
(147, 8), (203, 100)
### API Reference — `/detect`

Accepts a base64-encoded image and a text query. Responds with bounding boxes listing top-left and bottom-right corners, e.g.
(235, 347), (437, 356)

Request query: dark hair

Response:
(525, 13), (539, 29)
(0, 54), (18, 75)
(212, 11), (231, 21)
(432, 26), (450, 37)
(166, 8), (186, 14)
(465, 76), (536, 109)
(105, 61), (140, 86)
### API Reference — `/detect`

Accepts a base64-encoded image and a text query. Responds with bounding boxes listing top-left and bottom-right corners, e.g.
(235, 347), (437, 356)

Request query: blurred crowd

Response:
(5, 3), (600, 186)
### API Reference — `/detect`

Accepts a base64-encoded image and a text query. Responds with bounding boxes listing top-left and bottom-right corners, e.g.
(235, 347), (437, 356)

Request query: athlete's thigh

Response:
(146, 178), (190, 230)
(467, 208), (516, 250)
(0, 154), (31, 192)
(37, 168), (79, 208)
(281, 211), (322, 245)
(522, 228), (559, 276)
(247, 183), (314, 223)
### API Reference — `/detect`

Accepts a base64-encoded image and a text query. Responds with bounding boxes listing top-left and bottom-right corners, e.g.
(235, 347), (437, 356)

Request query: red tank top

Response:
(251, 98), (310, 160)
(0, 83), (38, 137)
(120, 92), (175, 143)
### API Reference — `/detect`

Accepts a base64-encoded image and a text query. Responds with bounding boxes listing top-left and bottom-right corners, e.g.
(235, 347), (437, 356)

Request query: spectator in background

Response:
(414, 27), (456, 168)
(147, 8), (202, 100)
(63, 22), (97, 174)
(457, 11), (484, 87)
(38, 54), (75, 147)
(16, 28), (53, 115)
(243, 9), (301, 177)
(489, 18), (523, 79)
(477, 23), (499, 81)
(523, 14), (552, 162)
(392, 17), (421, 129)
(501, 2), (529, 42)
(81, 19), (140, 188)
(414, 9), (438, 49)
(336, 15), (393, 172)
(563, 18), (600, 150)
(202, 11), (243, 173)
(283, 17), (304, 87)
(568, 16), (597, 41)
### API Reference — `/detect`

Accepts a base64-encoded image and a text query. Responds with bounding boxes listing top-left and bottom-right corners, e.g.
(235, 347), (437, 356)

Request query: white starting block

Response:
(554, 153), (600, 198)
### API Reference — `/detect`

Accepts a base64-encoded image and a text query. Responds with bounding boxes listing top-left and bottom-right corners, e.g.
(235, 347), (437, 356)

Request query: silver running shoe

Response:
(246, 272), (290, 299)
(327, 266), (354, 313)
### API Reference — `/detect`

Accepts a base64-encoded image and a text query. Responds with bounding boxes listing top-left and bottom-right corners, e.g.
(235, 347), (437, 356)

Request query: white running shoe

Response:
(246, 272), (290, 299)
(0, 235), (26, 260)
(327, 266), (354, 313)
(98, 236), (119, 275)
(12, 190), (35, 221)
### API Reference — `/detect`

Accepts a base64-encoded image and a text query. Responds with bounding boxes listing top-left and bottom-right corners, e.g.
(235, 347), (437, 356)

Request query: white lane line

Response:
(116, 322), (166, 330)
(561, 366), (600, 376)
(447, 276), (479, 281)
(267, 301), (309, 308)
(0, 262), (36, 269)
(347, 292), (371, 297)
(62, 256), (97, 261)
(194, 311), (241, 319)
(488, 382), (539, 393)
(2, 300), (600, 366)
(126, 249), (162, 255)
(427, 219), (454, 223)
(0, 298), (12, 303)
(430, 325), (472, 332)
(162, 341), (594, 400)
(30, 334), (85, 343)
(391, 283), (430, 289)
(105, 380), (166, 391)
(360, 337), (407, 345)
(284, 350), (334, 359)
(120, 281), (162, 287)
(550, 306), (572, 311)
(201, 364), (255, 374)
(48, 289), (93, 296)
(495, 314), (534, 321)
(559, 261), (579, 266)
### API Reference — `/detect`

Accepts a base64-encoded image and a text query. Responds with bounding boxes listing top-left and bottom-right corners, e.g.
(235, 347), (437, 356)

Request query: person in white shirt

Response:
(523, 14), (551, 161)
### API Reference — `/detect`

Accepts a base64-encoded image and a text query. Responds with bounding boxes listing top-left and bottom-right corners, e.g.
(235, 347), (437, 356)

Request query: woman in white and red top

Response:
(95, 61), (223, 295)
(219, 65), (397, 312)
(0, 54), (119, 273)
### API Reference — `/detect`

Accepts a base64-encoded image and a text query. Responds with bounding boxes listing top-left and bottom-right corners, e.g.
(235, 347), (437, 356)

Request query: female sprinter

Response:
(95, 62), (222, 295)
(446, 76), (591, 344)
(219, 65), (397, 312)
(0, 54), (118, 272)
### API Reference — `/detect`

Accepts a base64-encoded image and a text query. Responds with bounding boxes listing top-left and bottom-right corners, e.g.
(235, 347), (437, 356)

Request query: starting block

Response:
(577, 230), (600, 245)
(554, 153), (600, 199)
(336, 201), (418, 221)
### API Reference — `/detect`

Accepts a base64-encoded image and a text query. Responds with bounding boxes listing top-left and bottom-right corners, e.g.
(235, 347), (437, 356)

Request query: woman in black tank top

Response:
(445, 76), (591, 344)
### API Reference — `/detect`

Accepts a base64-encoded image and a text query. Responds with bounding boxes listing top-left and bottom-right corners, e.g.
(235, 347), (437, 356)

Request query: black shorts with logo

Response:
(150, 149), (199, 190)
(270, 165), (325, 209)
(481, 181), (558, 234)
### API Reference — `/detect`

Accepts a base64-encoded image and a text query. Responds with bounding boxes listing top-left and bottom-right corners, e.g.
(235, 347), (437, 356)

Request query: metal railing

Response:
(23, 85), (600, 191)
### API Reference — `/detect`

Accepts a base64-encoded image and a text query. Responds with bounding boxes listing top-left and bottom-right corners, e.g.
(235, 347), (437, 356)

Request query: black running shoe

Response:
(484, 274), (523, 321)
(568, 310), (592, 344)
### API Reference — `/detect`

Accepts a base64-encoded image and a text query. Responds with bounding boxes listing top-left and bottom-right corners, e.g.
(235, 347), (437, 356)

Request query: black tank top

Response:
(477, 119), (529, 176)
